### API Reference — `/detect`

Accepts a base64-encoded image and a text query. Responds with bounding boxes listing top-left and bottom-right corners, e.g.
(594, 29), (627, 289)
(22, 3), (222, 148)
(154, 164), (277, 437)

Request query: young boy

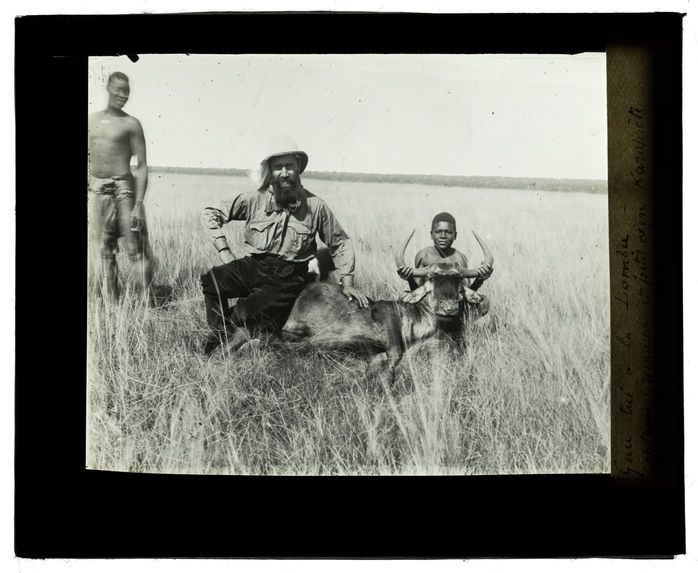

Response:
(397, 212), (493, 334)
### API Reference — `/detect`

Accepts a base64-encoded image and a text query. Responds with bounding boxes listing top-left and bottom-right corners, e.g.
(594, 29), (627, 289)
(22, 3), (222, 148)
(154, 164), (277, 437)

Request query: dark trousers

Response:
(200, 254), (309, 337)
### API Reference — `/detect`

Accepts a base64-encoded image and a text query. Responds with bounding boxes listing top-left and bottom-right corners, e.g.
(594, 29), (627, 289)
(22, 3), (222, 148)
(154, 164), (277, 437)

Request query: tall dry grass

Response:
(86, 173), (610, 475)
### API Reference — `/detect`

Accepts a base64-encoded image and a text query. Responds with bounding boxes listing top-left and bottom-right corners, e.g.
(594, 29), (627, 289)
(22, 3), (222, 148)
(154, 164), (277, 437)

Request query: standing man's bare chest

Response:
(89, 115), (133, 176)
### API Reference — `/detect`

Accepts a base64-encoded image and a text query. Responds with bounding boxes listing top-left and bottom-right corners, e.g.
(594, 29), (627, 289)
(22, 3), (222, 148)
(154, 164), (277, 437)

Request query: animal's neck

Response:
(413, 300), (439, 331)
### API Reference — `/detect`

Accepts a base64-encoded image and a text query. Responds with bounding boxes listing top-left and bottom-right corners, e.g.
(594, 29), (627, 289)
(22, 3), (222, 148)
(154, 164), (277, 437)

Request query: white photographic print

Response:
(86, 53), (609, 476)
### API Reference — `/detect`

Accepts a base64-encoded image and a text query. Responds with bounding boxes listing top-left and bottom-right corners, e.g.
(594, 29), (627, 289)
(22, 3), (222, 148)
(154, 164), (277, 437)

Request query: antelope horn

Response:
(456, 231), (494, 279)
(394, 229), (430, 277)
(394, 229), (414, 268)
(472, 230), (494, 268)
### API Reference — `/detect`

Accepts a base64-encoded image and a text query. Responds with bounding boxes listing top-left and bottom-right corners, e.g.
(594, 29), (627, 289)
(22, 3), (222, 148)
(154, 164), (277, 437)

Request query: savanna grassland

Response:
(86, 172), (610, 475)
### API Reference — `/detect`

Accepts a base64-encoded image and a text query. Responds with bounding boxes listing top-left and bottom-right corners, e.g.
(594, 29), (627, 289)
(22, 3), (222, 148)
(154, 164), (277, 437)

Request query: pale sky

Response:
(90, 53), (607, 179)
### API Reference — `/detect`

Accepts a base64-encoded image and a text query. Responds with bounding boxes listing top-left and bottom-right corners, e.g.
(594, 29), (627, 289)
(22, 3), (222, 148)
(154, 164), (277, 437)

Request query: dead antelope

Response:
(281, 230), (494, 376)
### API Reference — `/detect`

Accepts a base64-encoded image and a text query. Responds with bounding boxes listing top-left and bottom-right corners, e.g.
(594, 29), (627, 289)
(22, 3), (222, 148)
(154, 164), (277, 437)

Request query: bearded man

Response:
(200, 135), (369, 355)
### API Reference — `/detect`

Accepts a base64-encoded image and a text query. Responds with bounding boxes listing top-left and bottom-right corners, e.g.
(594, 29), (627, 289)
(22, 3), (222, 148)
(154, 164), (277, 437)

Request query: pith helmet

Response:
(260, 134), (309, 174)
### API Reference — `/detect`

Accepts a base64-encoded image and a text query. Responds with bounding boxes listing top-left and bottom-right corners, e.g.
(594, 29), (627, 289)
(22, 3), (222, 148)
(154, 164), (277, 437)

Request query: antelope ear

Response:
(400, 282), (432, 304)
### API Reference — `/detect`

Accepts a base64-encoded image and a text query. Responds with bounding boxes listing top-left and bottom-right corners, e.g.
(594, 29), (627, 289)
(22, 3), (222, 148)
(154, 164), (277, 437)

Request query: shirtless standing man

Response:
(88, 71), (153, 300)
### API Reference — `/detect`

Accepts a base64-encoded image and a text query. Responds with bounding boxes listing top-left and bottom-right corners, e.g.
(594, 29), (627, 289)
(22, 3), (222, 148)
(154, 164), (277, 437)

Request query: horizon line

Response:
(148, 165), (608, 184)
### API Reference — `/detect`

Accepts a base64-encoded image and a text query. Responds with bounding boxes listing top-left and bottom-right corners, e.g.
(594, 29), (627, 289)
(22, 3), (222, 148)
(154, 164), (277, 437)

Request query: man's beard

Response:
(271, 175), (302, 208)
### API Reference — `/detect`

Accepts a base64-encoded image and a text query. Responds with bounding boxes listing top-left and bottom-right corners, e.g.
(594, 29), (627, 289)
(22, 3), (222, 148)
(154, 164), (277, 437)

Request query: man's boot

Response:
(202, 293), (230, 356)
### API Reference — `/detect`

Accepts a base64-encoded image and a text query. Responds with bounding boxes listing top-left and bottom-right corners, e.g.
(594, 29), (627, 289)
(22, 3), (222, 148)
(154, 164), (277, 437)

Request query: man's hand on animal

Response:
(342, 284), (370, 308)
(129, 202), (145, 232)
(396, 265), (414, 280)
(307, 256), (321, 281)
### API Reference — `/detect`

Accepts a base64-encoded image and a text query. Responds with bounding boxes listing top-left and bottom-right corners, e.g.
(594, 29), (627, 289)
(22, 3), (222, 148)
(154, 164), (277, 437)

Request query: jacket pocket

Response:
(284, 219), (315, 256)
(244, 220), (275, 251)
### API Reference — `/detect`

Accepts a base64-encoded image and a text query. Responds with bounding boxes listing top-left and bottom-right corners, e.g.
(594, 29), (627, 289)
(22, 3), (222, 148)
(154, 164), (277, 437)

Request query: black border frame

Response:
(14, 12), (684, 558)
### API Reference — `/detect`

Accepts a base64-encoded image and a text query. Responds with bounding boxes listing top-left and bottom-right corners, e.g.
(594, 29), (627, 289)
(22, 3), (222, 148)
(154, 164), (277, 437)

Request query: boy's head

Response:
(431, 212), (457, 250)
